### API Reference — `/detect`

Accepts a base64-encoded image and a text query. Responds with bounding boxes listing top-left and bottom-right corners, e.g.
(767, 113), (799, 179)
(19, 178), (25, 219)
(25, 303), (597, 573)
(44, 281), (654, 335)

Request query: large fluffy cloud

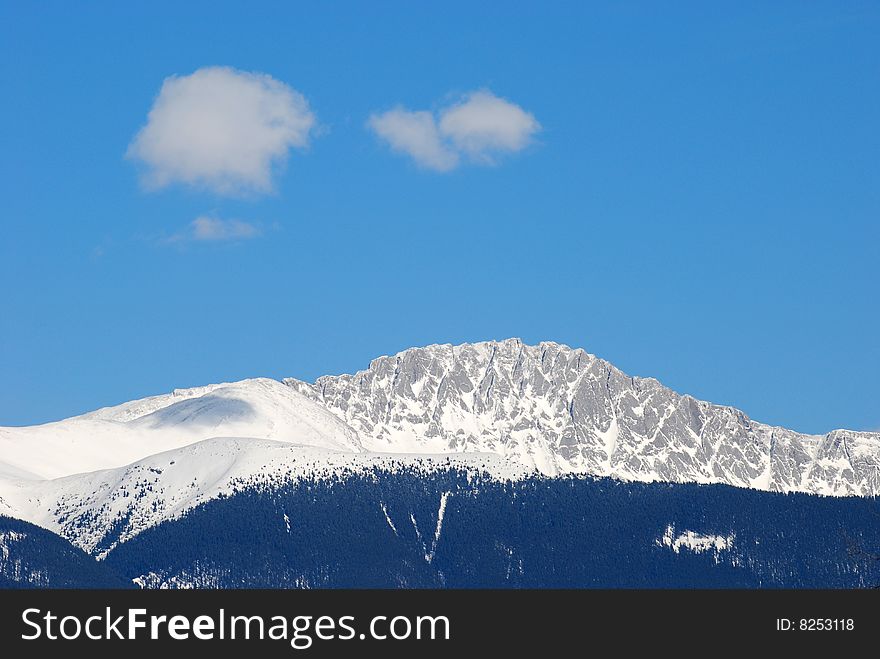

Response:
(127, 66), (316, 195)
(368, 90), (540, 171)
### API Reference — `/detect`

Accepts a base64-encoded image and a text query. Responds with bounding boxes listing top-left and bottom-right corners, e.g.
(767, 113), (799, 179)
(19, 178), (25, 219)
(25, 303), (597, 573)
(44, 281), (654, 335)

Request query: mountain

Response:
(1, 438), (518, 557)
(0, 516), (131, 588)
(103, 470), (880, 589)
(287, 338), (880, 495)
(0, 338), (878, 567)
(0, 378), (362, 479)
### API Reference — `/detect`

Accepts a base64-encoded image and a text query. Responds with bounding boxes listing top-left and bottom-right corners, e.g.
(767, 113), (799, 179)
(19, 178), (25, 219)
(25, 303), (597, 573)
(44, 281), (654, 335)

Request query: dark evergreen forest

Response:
(101, 471), (880, 588)
(4, 471), (879, 588)
(0, 516), (132, 589)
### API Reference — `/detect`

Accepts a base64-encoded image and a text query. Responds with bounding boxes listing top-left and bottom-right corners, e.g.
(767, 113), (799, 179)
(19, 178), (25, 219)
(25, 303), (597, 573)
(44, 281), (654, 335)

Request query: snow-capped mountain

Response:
(288, 339), (880, 496)
(0, 338), (877, 555)
(0, 378), (361, 479)
(0, 437), (518, 556)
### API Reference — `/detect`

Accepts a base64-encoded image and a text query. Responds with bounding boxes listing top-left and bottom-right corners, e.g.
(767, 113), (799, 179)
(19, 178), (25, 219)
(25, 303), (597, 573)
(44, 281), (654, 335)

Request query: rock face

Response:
(287, 338), (880, 496)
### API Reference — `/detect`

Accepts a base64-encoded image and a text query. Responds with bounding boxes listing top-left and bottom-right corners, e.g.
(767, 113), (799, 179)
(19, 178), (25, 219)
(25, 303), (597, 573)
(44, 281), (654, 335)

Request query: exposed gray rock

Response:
(286, 338), (880, 495)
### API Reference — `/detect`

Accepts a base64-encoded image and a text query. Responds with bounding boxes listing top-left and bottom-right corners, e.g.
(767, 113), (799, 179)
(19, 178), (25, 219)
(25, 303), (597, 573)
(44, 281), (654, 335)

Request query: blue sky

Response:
(0, 1), (877, 433)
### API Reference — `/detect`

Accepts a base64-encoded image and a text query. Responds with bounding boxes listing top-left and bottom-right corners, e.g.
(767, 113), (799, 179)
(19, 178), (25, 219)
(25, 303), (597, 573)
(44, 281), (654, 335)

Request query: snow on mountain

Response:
(0, 437), (521, 555)
(1, 338), (878, 555)
(0, 378), (361, 479)
(286, 338), (880, 496)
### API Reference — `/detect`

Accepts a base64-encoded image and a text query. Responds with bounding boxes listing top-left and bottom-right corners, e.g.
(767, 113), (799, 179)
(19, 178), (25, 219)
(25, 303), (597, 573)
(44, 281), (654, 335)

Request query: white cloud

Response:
(367, 108), (459, 172)
(127, 66), (316, 195)
(439, 91), (541, 162)
(368, 90), (540, 171)
(169, 216), (262, 243)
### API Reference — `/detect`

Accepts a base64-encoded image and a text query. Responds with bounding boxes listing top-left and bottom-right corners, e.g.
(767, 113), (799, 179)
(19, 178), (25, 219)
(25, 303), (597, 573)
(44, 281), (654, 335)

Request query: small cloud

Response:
(168, 215), (262, 243)
(439, 91), (541, 163)
(368, 90), (540, 171)
(367, 108), (459, 172)
(191, 216), (261, 241)
(127, 66), (316, 196)
(90, 237), (115, 259)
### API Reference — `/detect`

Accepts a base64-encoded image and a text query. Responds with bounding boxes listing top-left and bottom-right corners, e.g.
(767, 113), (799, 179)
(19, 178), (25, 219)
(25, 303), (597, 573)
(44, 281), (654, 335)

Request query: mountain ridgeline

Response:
(288, 339), (880, 495)
(1, 339), (878, 589)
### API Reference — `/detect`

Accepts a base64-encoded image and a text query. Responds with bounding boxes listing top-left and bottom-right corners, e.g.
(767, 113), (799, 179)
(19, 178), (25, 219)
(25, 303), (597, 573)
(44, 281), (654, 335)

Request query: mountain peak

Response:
(2, 339), (878, 497)
(2, 338), (879, 563)
(290, 339), (879, 496)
